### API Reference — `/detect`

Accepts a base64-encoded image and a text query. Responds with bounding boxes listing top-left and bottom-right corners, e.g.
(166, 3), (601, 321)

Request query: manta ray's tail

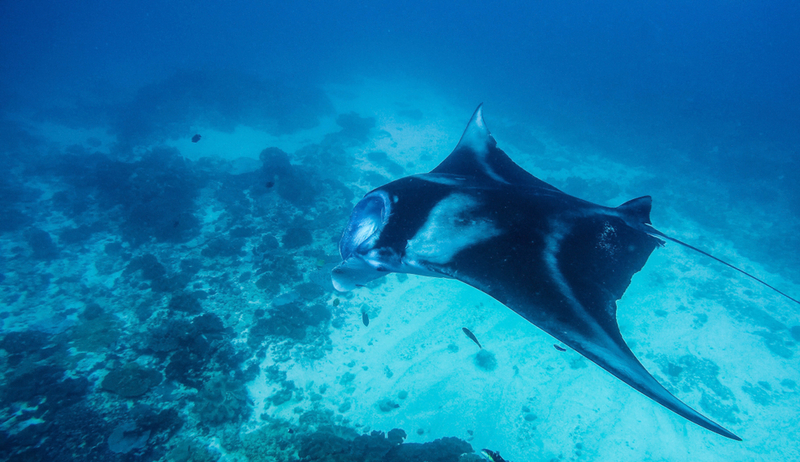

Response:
(646, 228), (800, 305)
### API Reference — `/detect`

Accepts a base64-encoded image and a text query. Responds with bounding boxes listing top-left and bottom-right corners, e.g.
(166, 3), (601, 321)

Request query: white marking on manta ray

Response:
(405, 193), (502, 265)
(597, 221), (619, 256)
(543, 220), (621, 352)
(456, 111), (507, 183)
(543, 220), (582, 315)
(414, 173), (466, 186)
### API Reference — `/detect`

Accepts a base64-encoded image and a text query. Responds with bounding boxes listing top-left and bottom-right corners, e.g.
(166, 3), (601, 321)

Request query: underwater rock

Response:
(259, 147), (318, 208)
(109, 69), (331, 150)
(473, 350), (497, 371)
(25, 227), (59, 261)
(294, 281), (326, 301)
(80, 302), (105, 320)
(298, 431), (352, 461)
(126, 253), (186, 292)
(67, 147), (203, 244)
(168, 291), (203, 313)
(201, 237), (246, 258)
(165, 349), (207, 388)
(377, 398), (400, 412)
(0, 329), (56, 366)
(2, 402), (109, 461)
(101, 363), (163, 398)
(192, 312), (225, 335)
(260, 147), (294, 176)
(297, 427), (450, 462)
(168, 439), (221, 462)
(131, 405), (183, 448)
(193, 376), (250, 425)
(0, 329), (50, 355)
(180, 257), (204, 276)
(269, 381), (295, 406)
(336, 112), (376, 142)
(5, 365), (89, 412)
(282, 227), (313, 248)
(108, 421), (150, 454)
(229, 225), (255, 238)
(59, 223), (102, 244)
(383, 436), (474, 462)
(147, 319), (190, 353)
(70, 313), (120, 352)
(248, 302), (330, 344)
(387, 428), (407, 445)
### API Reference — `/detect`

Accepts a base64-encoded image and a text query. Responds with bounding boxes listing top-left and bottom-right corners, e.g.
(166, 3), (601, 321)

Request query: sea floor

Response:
(1, 76), (799, 462)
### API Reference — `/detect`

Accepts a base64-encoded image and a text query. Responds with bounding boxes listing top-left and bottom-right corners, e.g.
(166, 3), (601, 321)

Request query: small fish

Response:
(481, 449), (508, 462)
(462, 327), (482, 349)
(361, 311), (369, 326)
(265, 181), (275, 188)
(554, 344), (566, 352)
(191, 134), (201, 142)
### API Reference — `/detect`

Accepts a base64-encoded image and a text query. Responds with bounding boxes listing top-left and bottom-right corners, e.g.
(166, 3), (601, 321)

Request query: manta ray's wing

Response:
(431, 104), (560, 191)
(441, 195), (741, 440)
(430, 106), (741, 440)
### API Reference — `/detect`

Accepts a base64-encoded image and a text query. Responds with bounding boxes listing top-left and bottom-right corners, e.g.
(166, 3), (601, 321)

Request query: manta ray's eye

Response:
(339, 191), (391, 259)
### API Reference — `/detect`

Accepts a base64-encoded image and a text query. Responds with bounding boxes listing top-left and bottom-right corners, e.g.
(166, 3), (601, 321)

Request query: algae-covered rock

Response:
(101, 363), (163, 398)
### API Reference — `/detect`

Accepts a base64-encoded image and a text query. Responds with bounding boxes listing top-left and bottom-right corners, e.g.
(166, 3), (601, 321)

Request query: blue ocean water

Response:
(1, 1), (799, 461)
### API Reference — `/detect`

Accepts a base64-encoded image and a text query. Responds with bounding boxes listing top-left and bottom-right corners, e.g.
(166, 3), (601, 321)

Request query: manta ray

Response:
(332, 105), (799, 440)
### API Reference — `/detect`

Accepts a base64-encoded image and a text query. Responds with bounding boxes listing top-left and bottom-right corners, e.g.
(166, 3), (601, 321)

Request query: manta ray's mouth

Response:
(338, 190), (391, 259)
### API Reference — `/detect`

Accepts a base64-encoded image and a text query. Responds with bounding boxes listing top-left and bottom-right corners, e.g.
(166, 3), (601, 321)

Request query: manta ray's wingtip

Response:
(469, 103), (486, 130)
